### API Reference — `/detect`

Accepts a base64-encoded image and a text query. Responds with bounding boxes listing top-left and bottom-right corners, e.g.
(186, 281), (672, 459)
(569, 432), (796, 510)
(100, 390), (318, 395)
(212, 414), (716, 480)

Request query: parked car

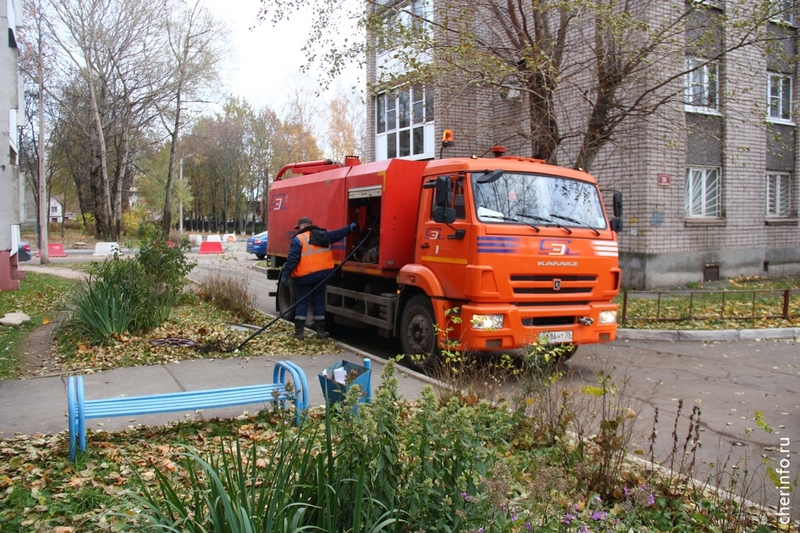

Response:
(17, 242), (31, 262)
(246, 231), (268, 259)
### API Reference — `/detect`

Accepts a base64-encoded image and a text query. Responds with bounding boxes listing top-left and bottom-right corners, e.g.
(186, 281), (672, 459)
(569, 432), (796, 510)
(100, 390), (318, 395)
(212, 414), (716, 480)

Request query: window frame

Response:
(684, 58), (720, 114)
(376, 0), (433, 57)
(767, 72), (794, 124)
(769, 0), (794, 25)
(375, 84), (434, 160)
(766, 172), (792, 218)
(685, 167), (721, 218)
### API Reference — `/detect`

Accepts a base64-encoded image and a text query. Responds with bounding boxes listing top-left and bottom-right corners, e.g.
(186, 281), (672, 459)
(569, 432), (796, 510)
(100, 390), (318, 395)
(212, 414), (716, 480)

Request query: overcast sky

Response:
(202, 0), (363, 111)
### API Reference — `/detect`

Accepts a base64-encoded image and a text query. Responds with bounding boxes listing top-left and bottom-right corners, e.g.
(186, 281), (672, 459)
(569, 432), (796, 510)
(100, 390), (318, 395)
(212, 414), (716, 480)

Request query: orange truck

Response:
(267, 137), (622, 365)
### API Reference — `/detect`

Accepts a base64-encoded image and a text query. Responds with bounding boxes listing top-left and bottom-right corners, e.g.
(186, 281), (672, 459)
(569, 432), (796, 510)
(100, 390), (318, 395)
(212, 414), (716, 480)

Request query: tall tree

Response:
(158, 0), (227, 235)
(44, 0), (166, 239)
(259, 0), (794, 171)
(324, 86), (366, 162)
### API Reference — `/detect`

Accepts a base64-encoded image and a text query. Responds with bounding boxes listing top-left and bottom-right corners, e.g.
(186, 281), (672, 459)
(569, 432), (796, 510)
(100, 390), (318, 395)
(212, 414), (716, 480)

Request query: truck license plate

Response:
(541, 331), (572, 343)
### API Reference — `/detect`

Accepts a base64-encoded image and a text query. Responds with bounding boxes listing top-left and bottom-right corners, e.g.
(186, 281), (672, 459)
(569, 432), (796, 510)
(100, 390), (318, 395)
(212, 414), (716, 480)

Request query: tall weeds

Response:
(198, 262), (256, 323)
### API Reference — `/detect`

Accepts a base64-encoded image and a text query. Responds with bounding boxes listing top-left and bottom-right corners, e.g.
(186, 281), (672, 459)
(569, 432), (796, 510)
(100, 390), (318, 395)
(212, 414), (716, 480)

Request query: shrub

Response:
(198, 264), (256, 322)
(121, 207), (149, 236)
(133, 222), (195, 295)
(133, 361), (517, 533)
(60, 223), (196, 345)
(61, 274), (134, 345)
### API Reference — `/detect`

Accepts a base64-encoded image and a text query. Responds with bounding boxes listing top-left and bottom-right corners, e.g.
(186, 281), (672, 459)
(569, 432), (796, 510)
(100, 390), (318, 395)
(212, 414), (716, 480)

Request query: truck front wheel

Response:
(400, 294), (440, 369)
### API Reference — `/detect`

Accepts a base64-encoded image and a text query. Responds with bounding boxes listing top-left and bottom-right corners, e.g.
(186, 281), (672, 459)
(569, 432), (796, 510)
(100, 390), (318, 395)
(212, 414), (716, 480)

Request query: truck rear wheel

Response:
(400, 294), (440, 369)
(276, 278), (295, 316)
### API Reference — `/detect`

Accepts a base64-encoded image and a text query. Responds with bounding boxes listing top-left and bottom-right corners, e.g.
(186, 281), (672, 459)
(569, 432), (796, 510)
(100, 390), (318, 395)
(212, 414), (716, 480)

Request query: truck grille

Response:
(521, 316), (576, 327)
(510, 274), (597, 296)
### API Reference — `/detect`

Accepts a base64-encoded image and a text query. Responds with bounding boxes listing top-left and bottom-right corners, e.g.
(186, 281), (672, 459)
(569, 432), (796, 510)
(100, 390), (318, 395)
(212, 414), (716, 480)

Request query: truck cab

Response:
(397, 157), (621, 360)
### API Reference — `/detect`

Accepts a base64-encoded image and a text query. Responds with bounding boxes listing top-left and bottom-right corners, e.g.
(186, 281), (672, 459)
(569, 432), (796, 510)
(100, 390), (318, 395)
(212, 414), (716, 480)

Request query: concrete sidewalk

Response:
(0, 350), (435, 439)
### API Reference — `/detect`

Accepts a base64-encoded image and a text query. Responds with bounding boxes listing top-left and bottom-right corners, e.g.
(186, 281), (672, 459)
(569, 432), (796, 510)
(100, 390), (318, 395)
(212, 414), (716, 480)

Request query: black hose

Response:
(234, 227), (375, 351)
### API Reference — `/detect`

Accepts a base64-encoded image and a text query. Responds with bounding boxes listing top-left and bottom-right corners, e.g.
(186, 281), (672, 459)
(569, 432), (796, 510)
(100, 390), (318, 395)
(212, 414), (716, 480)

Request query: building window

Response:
(377, 0), (432, 55)
(685, 58), (718, 110)
(770, 0), (793, 24)
(685, 167), (720, 217)
(376, 84), (434, 159)
(767, 172), (791, 217)
(768, 73), (792, 121)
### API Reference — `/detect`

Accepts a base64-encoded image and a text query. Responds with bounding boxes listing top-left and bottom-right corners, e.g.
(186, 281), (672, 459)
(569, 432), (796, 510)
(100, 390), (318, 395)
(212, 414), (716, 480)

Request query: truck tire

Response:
(276, 278), (295, 316)
(400, 294), (440, 369)
(276, 279), (315, 326)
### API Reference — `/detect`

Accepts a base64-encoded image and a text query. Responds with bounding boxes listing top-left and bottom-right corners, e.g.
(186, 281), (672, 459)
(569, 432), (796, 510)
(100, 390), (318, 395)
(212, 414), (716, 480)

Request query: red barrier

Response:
(36, 243), (68, 258)
(198, 241), (223, 254)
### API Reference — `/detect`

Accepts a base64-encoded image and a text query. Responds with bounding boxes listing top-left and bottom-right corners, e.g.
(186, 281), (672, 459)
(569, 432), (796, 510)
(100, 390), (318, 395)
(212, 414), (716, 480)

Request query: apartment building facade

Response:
(365, 0), (799, 289)
(1, 0), (25, 290)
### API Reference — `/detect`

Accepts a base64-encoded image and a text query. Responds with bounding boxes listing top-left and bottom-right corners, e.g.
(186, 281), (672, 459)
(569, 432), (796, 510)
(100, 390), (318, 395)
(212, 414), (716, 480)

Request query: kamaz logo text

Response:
(539, 239), (577, 256)
(538, 261), (578, 267)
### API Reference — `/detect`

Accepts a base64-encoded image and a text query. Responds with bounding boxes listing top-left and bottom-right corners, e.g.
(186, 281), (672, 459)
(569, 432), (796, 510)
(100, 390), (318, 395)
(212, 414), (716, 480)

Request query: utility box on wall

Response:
(704, 263), (720, 282)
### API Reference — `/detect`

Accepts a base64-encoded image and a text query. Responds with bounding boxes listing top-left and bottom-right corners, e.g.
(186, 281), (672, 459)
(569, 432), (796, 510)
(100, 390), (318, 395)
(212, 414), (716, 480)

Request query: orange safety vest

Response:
(291, 232), (334, 277)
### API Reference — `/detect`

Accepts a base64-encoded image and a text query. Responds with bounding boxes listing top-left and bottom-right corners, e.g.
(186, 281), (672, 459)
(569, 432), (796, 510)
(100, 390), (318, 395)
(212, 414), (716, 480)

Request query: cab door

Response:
(418, 176), (472, 299)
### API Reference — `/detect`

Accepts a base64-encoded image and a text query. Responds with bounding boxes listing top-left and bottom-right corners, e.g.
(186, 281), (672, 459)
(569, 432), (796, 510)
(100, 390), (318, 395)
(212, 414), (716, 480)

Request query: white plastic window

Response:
(685, 167), (720, 217)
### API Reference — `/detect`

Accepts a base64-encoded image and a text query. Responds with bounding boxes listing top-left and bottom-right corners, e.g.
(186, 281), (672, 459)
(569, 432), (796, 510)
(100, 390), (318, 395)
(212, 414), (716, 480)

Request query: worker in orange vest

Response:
(280, 216), (357, 340)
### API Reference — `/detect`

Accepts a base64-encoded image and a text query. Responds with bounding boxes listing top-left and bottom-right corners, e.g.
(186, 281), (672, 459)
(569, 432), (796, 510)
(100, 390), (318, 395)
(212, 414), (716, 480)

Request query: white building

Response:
(1, 0), (25, 290)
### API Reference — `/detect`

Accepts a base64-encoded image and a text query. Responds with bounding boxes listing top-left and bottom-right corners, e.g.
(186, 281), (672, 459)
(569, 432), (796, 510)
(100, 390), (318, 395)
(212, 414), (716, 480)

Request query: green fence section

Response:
(620, 289), (800, 323)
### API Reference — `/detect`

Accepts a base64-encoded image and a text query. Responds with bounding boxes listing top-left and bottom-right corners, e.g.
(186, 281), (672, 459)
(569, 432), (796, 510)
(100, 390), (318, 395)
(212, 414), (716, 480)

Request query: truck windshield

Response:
(471, 171), (607, 230)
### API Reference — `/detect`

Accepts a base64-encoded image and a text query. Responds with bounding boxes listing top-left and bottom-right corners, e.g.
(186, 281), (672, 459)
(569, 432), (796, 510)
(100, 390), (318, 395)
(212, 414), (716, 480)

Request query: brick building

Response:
(365, 0), (799, 289)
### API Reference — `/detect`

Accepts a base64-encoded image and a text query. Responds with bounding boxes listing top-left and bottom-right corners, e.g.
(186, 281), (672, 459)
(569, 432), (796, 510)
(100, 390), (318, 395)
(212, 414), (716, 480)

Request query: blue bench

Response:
(67, 360), (309, 461)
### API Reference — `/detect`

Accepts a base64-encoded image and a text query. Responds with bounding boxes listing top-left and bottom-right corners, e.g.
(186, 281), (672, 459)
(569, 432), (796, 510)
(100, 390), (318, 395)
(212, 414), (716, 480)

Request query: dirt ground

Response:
(19, 321), (61, 378)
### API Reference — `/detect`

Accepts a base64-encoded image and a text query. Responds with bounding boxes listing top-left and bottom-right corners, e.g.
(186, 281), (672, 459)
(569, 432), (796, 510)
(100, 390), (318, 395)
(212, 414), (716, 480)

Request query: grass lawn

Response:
(0, 272), (77, 379)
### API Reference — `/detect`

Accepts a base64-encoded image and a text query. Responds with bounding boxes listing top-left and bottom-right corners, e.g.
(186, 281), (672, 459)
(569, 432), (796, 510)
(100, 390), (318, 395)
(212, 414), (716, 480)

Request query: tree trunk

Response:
(526, 70), (560, 164)
(86, 68), (113, 240)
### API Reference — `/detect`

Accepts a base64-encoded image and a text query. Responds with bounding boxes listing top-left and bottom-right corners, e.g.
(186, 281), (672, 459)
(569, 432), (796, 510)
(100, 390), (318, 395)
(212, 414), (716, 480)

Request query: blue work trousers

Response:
(293, 269), (331, 321)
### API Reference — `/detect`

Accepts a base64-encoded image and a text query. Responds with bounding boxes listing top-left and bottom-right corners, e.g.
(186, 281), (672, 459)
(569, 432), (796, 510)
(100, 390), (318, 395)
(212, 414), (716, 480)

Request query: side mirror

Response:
(430, 175), (457, 223)
(613, 190), (623, 218)
(435, 176), (451, 207)
(433, 206), (457, 224)
(610, 218), (623, 232)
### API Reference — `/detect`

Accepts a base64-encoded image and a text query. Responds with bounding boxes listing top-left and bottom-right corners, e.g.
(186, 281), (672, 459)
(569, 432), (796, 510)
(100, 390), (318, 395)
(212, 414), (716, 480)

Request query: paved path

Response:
(0, 350), (434, 438)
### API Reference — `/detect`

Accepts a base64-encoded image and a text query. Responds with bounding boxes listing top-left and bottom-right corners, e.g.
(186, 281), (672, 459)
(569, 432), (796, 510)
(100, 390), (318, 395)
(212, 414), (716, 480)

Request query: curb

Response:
(617, 327), (800, 342)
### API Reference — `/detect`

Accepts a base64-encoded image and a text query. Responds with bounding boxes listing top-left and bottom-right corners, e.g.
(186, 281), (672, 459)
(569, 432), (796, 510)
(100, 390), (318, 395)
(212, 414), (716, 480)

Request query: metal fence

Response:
(620, 288), (800, 323)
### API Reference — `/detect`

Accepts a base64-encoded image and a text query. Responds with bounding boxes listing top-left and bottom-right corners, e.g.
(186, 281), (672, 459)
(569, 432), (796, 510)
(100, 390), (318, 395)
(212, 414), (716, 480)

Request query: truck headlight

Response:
(471, 314), (504, 330)
(599, 310), (617, 324)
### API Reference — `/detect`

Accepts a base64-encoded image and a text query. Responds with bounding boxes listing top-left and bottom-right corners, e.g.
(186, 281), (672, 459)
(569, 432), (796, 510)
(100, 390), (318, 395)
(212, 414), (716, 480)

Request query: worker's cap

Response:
(294, 216), (313, 229)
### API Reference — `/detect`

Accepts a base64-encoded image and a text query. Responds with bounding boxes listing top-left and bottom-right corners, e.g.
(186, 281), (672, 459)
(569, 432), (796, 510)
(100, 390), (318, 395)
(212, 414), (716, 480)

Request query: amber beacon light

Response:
(441, 129), (455, 147)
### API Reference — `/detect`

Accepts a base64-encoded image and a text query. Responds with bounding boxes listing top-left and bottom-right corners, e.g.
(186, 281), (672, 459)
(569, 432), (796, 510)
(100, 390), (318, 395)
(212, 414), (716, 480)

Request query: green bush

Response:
(133, 361), (517, 533)
(133, 222), (195, 297)
(60, 223), (196, 345)
(61, 275), (134, 344)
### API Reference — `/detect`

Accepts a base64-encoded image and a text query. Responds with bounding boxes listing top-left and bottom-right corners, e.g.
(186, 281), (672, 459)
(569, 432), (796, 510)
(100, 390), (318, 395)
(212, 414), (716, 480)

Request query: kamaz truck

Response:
(266, 135), (622, 365)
